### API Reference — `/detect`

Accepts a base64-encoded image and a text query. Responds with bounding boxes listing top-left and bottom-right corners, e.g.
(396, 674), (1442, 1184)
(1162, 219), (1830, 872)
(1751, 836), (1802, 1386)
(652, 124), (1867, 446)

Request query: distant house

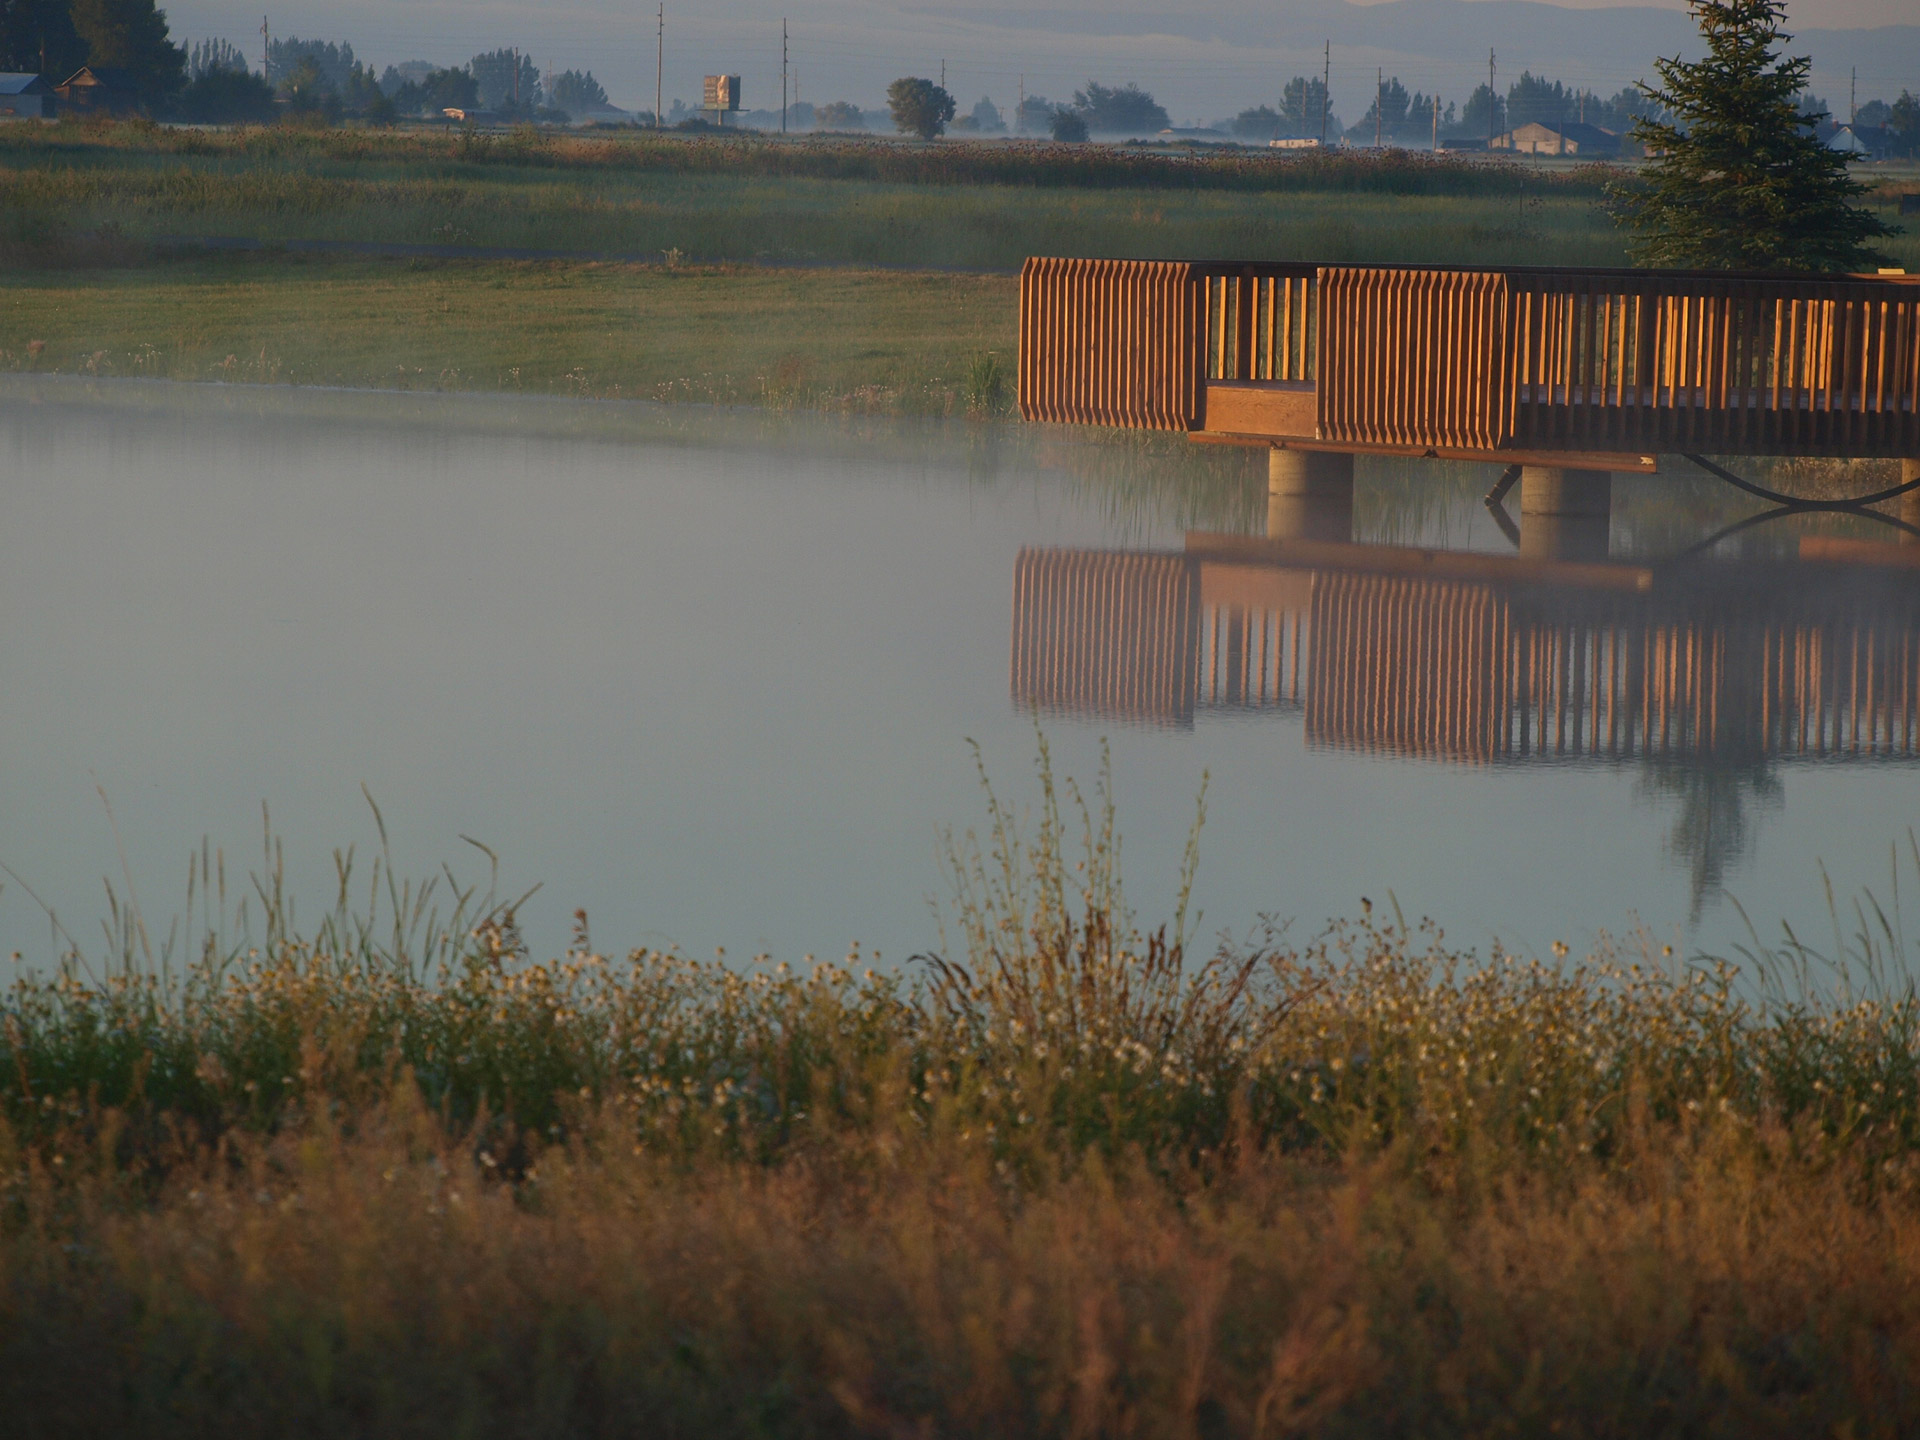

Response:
(1491, 121), (1620, 157)
(55, 67), (139, 115)
(441, 107), (499, 123)
(1829, 124), (1895, 161)
(0, 73), (55, 119)
(1269, 137), (1322, 149)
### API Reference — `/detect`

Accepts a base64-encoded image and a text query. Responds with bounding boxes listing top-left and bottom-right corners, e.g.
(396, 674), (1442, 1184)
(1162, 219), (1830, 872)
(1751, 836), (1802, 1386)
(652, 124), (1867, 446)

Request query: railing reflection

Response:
(1008, 549), (1202, 723)
(1010, 540), (1920, 768)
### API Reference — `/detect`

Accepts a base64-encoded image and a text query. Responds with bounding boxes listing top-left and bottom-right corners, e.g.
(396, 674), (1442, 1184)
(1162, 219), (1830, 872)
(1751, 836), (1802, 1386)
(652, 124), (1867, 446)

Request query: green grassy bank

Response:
(3, 123), (1914, 416)
(0, 256), (1019, 409)
(5, 763), (1920, 1435)
(1, 123), (1644, 271)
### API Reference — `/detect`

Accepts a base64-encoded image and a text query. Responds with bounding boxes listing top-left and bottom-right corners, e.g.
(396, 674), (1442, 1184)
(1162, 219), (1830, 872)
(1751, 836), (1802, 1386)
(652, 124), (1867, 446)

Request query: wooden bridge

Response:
(1018, 261), (1920, 498)
(1009, 537), (1920, 766)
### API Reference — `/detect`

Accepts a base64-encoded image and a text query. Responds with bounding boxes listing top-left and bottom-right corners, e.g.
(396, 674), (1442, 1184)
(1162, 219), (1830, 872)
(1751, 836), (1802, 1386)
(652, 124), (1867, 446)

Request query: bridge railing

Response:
(1019, 257), (1920, 456)
(1016, 258), (1205, 431)
(1197, 263), (1321, 383)
(1505, 270), (1920, 453)
(1316, 267), (1518, 450)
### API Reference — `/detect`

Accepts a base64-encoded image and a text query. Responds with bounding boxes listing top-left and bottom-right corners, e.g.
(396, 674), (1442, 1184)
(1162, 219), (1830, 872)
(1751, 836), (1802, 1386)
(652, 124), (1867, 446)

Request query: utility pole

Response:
(261, 15), (269, 79)
(1850, 66), (1856, 125)
(1375, 67), (1382, 148)
(940, 59), (945, 92)
(655, 3), (664, 128)
(1433, 91), (1439, 151)
(1489, 48), (1497, 147)
(1018, 72), (1024, 131)
(1320, 40), (1329, 145)
(514, 47), (520, 109)
(781, 19), (788, 133)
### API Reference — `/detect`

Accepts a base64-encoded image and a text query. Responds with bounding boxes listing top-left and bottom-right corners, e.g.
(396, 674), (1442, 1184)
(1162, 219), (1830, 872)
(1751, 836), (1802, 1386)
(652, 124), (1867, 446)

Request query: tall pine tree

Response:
(0, 0), (87, 76)
(68, 0), (183, 103)
(1609, 0), (1893, 271)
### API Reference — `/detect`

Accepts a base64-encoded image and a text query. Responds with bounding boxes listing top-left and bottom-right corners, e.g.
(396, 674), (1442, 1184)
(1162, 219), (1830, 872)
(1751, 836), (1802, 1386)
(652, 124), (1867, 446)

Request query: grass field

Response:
(0, 256), (1019, 409)
(0, 122), (1906, 272)
(1, 146), (1643, 271)
(3, 122), (1914, 415)
(6, 761), (1920, 1435)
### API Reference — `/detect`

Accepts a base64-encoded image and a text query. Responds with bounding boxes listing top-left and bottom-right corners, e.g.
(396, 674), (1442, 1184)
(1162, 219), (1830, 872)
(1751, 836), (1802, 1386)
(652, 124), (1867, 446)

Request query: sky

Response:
(161, 0), (1918, 124)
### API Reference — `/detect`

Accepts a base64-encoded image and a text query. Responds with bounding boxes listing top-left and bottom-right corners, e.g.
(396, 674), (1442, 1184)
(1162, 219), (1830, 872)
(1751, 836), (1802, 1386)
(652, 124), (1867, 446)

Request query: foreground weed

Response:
(7, 746), (1920, 1431)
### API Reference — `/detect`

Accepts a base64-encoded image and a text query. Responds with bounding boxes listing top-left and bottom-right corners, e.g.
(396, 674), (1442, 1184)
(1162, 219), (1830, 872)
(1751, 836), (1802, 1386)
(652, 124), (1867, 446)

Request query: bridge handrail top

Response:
(1025, 255), (1918, 288)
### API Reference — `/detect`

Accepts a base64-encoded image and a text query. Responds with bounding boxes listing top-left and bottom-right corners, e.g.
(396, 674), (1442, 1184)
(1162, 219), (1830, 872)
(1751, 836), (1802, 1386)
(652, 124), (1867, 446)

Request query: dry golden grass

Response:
(6, 755), (1920, 1432)
(7, 1098), (1920, 1437)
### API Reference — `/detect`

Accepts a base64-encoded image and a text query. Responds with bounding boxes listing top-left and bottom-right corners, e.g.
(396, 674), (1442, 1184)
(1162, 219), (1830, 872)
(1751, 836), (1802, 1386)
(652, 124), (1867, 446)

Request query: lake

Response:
(4, 376), (1917, 970)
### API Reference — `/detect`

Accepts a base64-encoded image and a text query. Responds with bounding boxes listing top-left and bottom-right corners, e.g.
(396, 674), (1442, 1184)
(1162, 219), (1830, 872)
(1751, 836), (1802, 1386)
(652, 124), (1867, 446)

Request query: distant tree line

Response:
(1845, 92), (1920, 156)
(1001, 81), (1171, 140)
(812, 100), (864, 131)
(174, 40), (616, 125)
(0, 0), (183, 104)
(0, 4), (618, 127)
(1291, 71), (1669, 148)
(5, 0), (1913, 162)
(949, 96), (1004, 134)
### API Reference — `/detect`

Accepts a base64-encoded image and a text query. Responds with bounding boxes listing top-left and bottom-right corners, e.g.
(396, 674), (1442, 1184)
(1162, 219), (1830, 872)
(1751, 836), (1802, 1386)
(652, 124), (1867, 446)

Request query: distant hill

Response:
(943, 0), (1917, 113)
(161, 0), (1918, 128)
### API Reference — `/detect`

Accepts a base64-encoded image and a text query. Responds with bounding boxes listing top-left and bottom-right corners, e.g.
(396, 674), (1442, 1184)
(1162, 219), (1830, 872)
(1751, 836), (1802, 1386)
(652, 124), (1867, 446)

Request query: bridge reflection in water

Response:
(1010, 534), (1920, 908)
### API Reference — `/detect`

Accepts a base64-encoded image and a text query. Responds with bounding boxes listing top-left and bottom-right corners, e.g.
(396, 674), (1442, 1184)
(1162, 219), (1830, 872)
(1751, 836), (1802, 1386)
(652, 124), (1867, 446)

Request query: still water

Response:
(3, 376), (1918, 966)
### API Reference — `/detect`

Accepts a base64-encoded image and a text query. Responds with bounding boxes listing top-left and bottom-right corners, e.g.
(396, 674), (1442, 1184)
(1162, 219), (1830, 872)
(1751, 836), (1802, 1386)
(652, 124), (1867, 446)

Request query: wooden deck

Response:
(1018, 259), (1920, 464)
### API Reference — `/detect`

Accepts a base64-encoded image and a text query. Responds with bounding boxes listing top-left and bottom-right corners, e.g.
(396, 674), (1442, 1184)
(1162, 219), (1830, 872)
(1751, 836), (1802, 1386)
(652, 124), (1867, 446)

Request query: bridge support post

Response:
(1901, 460), (1920, 539)
(1519, 466), (1611, 561)
(1267, 449), (1353, 542)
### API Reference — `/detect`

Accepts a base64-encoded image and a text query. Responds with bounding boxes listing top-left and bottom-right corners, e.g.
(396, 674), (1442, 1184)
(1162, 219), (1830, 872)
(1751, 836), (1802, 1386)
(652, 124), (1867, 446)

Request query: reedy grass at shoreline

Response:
(0, 122), (1649, 273)
(3, 122), (1911, 272)
(2, 119), (1630, 195)
(6, 750), (1920, 1433)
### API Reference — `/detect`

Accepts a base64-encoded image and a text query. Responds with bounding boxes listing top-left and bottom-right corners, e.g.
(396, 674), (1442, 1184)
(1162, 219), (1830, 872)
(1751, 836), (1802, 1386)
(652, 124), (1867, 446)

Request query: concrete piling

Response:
(1267, 448), (1354, 542)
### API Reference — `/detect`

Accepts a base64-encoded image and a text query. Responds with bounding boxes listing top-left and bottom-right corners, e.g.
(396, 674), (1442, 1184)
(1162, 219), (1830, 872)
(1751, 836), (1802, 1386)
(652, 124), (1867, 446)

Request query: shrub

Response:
(887, 77), (955, 140)
(1071, 81), (1167, 135)
(1050, 110), (1089, 143)
(175, 67), (276, 124)
(813, 100), (864, 131)
(551, 69), (608, 114)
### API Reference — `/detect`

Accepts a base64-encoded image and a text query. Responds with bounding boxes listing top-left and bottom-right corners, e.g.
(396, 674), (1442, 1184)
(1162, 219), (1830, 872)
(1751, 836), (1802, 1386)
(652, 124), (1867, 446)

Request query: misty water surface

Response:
(2, 375), (1917, 968)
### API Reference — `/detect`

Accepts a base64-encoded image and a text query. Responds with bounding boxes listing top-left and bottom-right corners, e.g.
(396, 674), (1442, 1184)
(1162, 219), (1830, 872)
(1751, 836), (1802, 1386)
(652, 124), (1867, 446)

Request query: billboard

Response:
(703, 75), (742, 112)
